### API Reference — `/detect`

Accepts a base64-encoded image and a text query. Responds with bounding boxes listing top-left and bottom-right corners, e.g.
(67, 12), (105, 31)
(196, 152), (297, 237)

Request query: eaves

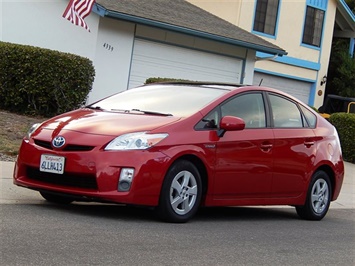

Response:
(93, 0), (287, 57)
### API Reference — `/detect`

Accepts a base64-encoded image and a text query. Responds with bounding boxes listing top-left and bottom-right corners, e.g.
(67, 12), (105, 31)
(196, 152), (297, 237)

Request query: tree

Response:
(325, 1), (355, 98)
(345, 0), (354, 12)
(330, 49), (355, 97)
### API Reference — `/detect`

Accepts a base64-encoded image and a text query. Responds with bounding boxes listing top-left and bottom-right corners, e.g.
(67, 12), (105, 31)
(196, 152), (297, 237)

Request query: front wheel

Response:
(296, 171), (332, 220)
(157, 160), (202, 223)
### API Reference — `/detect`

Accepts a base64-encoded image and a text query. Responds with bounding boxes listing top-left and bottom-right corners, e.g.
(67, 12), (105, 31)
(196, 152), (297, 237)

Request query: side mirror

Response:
(217, 116), (245, 137)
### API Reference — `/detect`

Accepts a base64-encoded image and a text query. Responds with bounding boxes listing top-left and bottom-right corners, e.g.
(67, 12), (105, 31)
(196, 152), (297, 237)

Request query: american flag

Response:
(62, 0), (96, 32)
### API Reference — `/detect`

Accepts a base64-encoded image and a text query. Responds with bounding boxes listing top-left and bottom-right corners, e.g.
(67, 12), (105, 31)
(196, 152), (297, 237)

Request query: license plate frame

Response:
(40, 154), (65, 174)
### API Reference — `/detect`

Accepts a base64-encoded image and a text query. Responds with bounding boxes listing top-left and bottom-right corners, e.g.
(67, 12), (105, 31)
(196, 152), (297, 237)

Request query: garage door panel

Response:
(134, 54), (238, 74)
(253, 72), (311, 104)
(132, 55), (239, 78)
(129, 39), (242, 88)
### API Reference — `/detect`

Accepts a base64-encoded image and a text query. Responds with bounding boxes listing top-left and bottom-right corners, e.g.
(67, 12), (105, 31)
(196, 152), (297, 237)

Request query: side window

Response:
(269, 94), (303, 128)
(195, 109), (219, 130)
(221, 93), (266, 129)
(302, 6), (325, 47)
(253, 0), (280, 36)
(300, 105), (317, 128)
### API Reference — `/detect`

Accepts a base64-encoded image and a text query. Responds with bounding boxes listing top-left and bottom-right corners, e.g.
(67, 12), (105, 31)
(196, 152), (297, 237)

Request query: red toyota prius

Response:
(13, 82), (344, 222)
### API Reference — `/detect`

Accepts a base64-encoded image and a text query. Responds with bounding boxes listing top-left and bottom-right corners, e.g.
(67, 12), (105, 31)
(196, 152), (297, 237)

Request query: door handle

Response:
(260, 143), (273, 152)
(304, 140), (315, 147)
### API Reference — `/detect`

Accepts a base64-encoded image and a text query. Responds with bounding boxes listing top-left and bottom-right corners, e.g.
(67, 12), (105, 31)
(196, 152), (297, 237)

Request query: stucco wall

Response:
(1, 0), (98, 60)
(315, 0), (337, 108)
(89, 18), (135, 103)
(188, 0), (338, 107)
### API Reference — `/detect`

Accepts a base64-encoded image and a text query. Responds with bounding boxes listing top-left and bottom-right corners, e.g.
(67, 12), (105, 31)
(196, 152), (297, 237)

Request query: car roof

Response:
(147, 81), (246, 91)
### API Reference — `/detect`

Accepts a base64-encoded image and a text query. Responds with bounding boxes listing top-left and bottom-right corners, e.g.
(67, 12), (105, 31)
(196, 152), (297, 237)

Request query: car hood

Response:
(39, 109), (181, 136)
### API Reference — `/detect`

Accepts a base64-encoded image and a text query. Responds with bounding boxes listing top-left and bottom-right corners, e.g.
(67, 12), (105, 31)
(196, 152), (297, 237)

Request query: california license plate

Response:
(40, 154), (65, 174)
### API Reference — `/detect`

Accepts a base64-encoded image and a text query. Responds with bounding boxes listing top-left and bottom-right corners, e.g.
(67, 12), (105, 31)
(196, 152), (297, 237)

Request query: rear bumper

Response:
(332, 160), (345, 201)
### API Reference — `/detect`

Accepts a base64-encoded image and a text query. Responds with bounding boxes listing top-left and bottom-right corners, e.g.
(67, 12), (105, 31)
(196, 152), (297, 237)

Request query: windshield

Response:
(89, 84), (230, 117)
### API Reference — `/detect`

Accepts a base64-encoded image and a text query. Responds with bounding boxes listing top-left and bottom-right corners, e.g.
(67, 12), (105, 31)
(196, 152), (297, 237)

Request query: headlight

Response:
(105, 132), (169, 150)
(26, 123), (42, 139)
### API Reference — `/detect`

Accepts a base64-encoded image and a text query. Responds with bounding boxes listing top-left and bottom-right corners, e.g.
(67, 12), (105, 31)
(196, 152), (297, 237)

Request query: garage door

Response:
(253, 72), (312, 104)
(128, 39), (243, 88)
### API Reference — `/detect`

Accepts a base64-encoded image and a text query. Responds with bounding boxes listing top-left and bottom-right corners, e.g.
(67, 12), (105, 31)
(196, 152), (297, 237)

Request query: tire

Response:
(157, 160), (202, 223)
(296, 171), (332, 220)
(40, 191), (74, 204)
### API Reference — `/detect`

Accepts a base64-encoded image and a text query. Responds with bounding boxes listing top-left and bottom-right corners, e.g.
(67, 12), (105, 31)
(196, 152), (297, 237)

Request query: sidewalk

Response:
(333, 161), (355, 209)
(1, 160), (354, 208)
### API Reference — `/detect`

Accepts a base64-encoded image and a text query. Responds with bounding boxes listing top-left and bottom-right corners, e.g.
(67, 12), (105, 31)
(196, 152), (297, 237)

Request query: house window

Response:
(302, 6), (324, 47)
(253, 0), (280, 36)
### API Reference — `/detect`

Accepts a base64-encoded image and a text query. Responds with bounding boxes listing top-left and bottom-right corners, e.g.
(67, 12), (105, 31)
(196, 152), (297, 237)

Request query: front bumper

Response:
(13, 140), (171, 206)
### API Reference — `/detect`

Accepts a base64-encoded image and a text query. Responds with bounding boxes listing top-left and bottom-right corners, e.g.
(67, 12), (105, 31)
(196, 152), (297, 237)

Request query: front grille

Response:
(27, 167), (98, 189)
(34, 139), (95, 151)
(64, 145), (95, 151)
(34, 140), (52, 149)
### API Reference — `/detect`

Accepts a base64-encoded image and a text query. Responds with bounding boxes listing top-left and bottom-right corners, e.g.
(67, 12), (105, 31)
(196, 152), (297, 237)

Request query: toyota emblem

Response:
(52, 136), (66, 148)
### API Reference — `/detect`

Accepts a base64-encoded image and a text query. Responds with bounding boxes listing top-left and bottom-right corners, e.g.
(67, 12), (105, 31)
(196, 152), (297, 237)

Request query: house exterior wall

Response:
(90, 18), (135, 102)
(1, 0), (98, 60)
(1, 0), (256, 104)
(188, 0), (338, 108)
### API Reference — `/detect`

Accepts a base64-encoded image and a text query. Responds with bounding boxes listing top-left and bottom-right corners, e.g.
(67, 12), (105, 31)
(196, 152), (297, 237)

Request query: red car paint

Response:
(13, 83), (344, 221)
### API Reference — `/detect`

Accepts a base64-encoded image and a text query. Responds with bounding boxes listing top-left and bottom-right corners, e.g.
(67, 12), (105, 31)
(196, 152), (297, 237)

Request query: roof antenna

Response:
(259, 79), (263, 86)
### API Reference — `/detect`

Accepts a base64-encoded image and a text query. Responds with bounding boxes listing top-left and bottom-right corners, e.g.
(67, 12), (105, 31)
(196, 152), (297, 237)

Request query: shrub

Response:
(329, 113), (355, 163)
(0, 42), (95, 117)
(145, 77), (191, 84)
(309, 106), (319, 112)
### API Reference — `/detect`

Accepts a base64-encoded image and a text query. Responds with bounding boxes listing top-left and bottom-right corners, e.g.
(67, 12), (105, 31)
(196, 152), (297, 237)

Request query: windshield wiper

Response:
(87, 106), (104, 110)
(109, 108), (172, 116)
(110, 109), (131, 113)
(131, 109), (172, 116)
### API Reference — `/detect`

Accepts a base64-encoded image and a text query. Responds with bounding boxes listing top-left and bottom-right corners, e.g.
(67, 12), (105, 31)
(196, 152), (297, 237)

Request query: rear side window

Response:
(269, 94), (303, 128)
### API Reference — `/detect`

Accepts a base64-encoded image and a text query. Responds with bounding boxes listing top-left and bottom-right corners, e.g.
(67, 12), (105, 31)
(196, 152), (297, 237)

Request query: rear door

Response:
(268, 93), (317, 197)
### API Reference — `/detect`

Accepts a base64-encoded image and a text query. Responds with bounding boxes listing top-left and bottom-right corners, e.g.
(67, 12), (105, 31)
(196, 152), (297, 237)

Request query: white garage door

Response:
(253, 72), (312, 104)
(128, 39), (243, 88)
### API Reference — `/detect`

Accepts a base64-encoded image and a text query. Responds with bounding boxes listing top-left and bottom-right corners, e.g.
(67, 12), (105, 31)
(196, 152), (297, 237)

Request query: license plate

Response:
(40, 154), (65, 174)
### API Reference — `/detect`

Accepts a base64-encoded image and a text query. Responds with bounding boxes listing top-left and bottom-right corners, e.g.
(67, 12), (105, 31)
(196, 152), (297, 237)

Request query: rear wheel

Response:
(40, 191), (73, 204)
(157, 160), (202, 223)
(296, 171), (332, 220)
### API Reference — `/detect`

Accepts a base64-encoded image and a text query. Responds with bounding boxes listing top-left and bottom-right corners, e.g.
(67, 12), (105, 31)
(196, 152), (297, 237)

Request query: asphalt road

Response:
(1, 161), (354, 266)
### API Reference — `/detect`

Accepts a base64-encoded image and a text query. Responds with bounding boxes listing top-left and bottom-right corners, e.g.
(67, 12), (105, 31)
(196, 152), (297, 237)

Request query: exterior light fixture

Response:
(320, 75), (327, 86)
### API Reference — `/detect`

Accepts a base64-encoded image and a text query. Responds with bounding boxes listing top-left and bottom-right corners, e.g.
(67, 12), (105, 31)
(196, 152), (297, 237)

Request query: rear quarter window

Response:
(300, 105), (317, 128)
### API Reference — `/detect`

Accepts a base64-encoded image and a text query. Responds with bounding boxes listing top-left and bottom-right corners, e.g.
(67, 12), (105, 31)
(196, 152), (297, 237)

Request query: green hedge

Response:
(0, 42), (95, 117)
(329, 113), (355, 163)
(145, 77), (191, 84)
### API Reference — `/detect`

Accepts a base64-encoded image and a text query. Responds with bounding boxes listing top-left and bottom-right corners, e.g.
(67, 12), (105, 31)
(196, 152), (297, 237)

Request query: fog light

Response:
(118, 168), (134, 192)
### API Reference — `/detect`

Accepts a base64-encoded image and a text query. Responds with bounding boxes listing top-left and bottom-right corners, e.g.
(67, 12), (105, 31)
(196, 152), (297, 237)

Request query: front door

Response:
(212, 92), (274, 200)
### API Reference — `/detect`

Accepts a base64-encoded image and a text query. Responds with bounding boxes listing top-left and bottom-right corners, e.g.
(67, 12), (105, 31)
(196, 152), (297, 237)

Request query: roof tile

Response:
(95, 0), (286, 55)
